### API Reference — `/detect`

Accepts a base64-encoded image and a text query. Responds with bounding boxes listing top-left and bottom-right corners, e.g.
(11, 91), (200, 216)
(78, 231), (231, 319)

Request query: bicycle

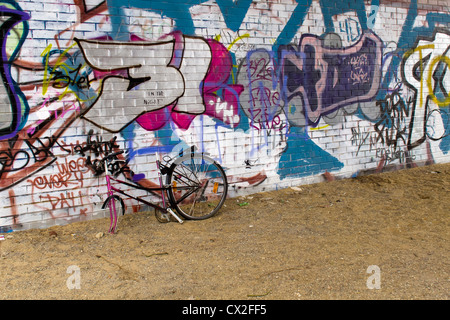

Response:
(100, 147), (228, 233)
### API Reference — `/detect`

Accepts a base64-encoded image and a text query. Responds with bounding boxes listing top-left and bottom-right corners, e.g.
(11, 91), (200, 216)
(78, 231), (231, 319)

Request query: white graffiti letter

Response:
(76, 39), (183, 132)
(402, 31), (450, 148)
(76, 36), (211, 133)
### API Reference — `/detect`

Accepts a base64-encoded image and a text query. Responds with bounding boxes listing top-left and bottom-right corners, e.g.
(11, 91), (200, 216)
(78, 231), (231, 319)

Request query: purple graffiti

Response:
(280, 31), (383, 126)
(0, 5), (30, 140)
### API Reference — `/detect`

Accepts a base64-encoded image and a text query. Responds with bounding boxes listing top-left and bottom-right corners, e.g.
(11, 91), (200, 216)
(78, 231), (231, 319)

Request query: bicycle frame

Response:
(103, 154), (183, 233)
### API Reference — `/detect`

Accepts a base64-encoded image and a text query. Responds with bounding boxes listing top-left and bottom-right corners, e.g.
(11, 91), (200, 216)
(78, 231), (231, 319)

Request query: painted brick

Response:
(0, 0), (448, 231)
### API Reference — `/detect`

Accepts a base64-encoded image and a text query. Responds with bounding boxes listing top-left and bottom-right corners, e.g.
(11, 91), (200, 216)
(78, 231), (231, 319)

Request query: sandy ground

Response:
(0, 163), (449, 300)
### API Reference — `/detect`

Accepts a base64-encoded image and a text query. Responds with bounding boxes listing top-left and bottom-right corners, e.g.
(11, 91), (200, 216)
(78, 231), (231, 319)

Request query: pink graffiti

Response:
(136, 38), (243, 131)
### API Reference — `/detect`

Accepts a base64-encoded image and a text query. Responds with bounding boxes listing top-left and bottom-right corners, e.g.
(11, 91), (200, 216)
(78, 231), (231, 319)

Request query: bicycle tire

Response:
(102, 195), (125, 233)
(166, 153), (228, 220)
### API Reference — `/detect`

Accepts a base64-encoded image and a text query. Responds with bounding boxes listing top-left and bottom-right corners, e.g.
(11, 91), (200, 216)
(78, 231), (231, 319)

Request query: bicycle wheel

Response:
(102, 195), (125, 233)
(166, 153), (228, 220)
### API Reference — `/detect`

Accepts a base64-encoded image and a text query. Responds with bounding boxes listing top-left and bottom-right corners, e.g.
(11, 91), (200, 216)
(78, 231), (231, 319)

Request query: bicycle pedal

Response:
(155, 210), (170, 223)
(166, 208), (184, 224)
(161, 213), (170, 219)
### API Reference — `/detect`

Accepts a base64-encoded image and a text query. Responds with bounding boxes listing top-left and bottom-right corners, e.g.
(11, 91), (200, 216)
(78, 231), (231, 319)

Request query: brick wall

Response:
(0, 0), (449, 231)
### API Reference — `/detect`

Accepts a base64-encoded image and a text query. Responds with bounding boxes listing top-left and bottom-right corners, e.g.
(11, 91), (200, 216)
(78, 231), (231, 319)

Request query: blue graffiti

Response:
(106, 0), (253, 39)
(43, 50), (97, 106)
(0, 1), (30, 141)
(377, 2), (450, 99)
(216, 0), (253, 32)
(273, 0), (369, 54)
(277, 126), (344, 179)
(106, 0), (208, 39)
(272, 0), (312, 55)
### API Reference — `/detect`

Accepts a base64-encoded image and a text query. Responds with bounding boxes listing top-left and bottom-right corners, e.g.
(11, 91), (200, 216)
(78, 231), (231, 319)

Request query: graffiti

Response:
(76, 34), (243, 132)
(76, 37), (191, 132)
(335, 14), (362, 46)
(426, 108), (450, 141)
(273, 0), (369, 53)
(73, 129), (119, 157)
(279, 31), (383, 127)
(349, 54), (371, 85)
(26, 99), (82, 136)
(73, 0), (106, 22)
(106, 0), (253, 39)
(375, 146), (415, 164)
(374, 91), (411, 150)
(0, 0), (449, 231)
(42, 47), (97, 103)
(0, 99), (84, 191)
(351, 122), (377, 156)
(0, 2), (29, 140)
(40, 190), (85, 211)
(237, 49), (285, 132)
(0, 135), (57, 190)
(28, 157), (88, 190)
(402, 29), (450, 150)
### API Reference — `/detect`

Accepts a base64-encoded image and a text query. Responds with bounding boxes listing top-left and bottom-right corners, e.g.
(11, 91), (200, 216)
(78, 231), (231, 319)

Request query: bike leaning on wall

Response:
(100, 146), (228, 233)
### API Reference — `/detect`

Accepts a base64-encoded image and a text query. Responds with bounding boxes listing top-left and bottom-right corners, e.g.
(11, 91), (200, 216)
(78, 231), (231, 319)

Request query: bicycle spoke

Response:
(166, 154), (228, 220)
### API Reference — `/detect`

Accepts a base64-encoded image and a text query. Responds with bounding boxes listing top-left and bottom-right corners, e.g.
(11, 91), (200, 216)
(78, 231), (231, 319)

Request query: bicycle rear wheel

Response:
(166, 153), (228, 220)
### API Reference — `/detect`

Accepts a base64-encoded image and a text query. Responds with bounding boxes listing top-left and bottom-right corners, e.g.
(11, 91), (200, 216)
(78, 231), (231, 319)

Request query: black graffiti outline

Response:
(0, 7), (30, 140)
(374, 91), (411, 150)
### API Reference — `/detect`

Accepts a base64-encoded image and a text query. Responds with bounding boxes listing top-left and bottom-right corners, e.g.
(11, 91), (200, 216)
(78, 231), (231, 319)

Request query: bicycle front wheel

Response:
(166, 153), (228, 220)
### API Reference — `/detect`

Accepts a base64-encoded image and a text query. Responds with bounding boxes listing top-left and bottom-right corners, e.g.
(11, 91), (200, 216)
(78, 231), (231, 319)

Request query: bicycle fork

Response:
(105, 175), (119, 233)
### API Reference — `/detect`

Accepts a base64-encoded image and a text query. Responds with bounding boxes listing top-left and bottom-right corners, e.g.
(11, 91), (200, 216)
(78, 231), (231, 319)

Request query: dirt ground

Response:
(0, 163), (449, 300)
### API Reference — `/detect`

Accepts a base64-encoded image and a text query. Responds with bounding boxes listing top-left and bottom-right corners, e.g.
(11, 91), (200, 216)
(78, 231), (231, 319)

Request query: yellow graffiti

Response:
(309, 124), (330, 131)
(403, 43), (450, 108)
(427, 55), (450, 107)
(40, 43), (96, 103)
(214, 33), (250, 83)
(403, 44), (435, 108)
(40, 44), (53, 96)
(230, 33), (250, 83)
(41, 43), (78, 97)
(214, 33), (251, 83)
(227, 33), (250, 51)
(57, 61), (96, 103)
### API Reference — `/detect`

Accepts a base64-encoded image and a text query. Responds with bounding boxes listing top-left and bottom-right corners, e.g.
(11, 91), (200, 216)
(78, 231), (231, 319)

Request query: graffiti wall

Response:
(0, 0), (449, 231)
